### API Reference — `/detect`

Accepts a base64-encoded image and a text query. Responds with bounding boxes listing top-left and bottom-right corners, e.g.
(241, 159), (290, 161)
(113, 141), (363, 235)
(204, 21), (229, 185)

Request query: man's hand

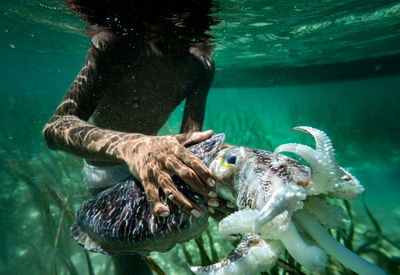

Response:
(121, 130), (216, 218)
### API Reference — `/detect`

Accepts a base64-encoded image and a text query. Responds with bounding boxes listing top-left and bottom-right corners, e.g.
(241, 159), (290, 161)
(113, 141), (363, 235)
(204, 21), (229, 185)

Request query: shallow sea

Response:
(1, 0), (399, 274)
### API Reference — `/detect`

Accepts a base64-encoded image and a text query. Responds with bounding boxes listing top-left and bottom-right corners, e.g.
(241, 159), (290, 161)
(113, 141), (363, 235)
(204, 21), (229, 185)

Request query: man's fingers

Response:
(141, 172), (170, 217)
(183, 153), (216, 188)
(164, 155), (210, 196)
(178, 148), (216, 188)
(176, 130), (213, 147)
(154, 169), (203, 218)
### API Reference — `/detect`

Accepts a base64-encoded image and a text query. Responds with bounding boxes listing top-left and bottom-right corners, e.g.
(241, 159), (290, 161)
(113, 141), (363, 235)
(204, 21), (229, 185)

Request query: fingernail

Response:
(207, 178), (216, 187)
(168, 194), (174, 200)
(208, 199), (219, 207)
(227, 201), (236, 208)
(160, 211), (170, 217)
(191, 209), (202, 218)
(208, 207), (215, 214)
(154, 202), (170, 217)
(208, 191), (217, 197)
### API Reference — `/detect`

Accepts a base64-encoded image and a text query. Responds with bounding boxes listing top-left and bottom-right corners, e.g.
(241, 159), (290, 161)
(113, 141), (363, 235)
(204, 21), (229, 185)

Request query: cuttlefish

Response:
(71, 127), (386, 275)
(191, 127), (386, 275)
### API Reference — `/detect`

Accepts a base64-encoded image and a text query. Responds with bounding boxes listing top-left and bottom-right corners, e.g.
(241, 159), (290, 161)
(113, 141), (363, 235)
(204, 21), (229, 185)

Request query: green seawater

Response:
(1, 0), (399, 274)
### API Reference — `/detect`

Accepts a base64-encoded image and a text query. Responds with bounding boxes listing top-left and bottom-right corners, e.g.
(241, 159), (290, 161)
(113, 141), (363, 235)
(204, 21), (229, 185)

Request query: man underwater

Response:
(43, 0), (229, 274)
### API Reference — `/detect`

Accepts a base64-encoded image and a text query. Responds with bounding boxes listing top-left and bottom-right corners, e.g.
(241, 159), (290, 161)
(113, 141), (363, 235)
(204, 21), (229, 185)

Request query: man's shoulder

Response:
(91, 31), (119, 52)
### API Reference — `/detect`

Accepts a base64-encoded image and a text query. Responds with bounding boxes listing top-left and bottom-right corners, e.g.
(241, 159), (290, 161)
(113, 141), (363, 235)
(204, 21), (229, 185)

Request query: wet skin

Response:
(42, 30), (226, 217)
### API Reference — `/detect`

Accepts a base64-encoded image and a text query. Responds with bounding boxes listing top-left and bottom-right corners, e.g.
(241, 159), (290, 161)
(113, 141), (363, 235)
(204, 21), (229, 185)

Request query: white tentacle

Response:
(273, 143), (318, 168)
(279, 221), (327, 271)
(190, 235), (283, 275)
(294, 210), (387, 275)
(292, 126), (335, 158)
(219, 209), (259, 240)
(273, 128), (341, 195)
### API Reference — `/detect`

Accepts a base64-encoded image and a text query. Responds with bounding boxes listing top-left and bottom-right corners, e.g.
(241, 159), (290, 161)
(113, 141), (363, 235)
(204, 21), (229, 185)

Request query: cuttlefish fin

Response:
(70, 223), (109, 255)
(189, 234), (283, 275)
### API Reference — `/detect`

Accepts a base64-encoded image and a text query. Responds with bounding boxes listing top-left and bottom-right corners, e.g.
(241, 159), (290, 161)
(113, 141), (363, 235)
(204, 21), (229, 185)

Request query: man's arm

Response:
(181, 54), (214, 133)
(43, 32), (128, 161)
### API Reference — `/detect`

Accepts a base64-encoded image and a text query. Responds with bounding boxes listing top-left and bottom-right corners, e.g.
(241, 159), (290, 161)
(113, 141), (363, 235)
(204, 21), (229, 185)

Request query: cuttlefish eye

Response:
(218, 155), (238, 169)
(226, 156), (237, 164)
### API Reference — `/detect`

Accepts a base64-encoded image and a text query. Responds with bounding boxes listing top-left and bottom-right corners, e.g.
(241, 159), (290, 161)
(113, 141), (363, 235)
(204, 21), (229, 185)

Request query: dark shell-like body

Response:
(70, 134), (224, 255)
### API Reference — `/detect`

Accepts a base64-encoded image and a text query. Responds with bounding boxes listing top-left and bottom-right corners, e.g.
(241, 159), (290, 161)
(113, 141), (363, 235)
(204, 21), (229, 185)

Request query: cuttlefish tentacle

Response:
(273, 127), (340, 195)
(253, 196), (289, 235)
(279, 220), (328, 271)
(292, 126), (334, 157)
(253, 182), (306, 236)
(218, 209), (259, 240)
(330, 167), (364, 200)
(189, 234), (283, 275)
(274, 127), (364, 199)
(294, 210), (387, 275)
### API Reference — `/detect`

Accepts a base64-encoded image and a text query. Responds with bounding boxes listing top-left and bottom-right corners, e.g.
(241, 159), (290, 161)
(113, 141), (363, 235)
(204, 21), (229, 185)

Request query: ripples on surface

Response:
(212, 0), (400, 68)
(2, 0), (400, 69)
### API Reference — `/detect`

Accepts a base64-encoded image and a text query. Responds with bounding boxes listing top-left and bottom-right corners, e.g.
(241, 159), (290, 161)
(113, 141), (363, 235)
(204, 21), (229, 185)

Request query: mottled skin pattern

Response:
(71, 134), (225, 255)
(42, 30), (218, 217)
(71, 176), (208, 254)
(234, 150), (310, 210)
(210, 147), (310, 211)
